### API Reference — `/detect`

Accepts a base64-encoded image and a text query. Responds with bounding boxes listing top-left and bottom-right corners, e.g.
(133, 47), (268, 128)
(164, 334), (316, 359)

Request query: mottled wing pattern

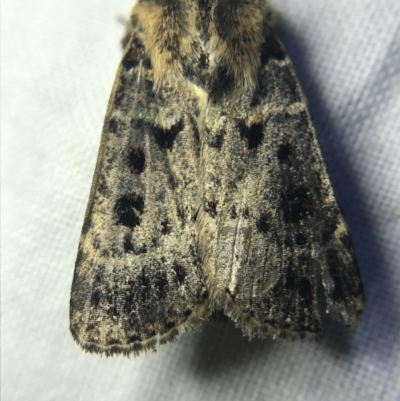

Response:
(198, 17), (365, 338)
(70, 22), (209, 355)
(71, 0), (365, 356)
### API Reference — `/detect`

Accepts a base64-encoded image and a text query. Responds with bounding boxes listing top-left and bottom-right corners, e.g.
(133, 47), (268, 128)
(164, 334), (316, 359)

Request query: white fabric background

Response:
(2, 0), (400, 400)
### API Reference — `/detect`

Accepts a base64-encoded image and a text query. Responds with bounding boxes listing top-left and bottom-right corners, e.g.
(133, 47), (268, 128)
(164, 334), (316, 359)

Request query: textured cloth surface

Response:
(2, 1), (400, 400)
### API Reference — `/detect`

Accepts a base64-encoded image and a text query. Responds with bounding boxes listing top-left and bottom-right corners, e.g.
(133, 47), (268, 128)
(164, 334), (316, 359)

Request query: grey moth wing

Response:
(197, 13), (365, 339)
(70, 23), (210, 356)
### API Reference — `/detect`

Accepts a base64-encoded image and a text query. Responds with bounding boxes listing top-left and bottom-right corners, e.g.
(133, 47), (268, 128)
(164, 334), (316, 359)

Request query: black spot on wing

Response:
(154, 120), (184, 150)
(238, 121), (264, 150)
(115, 194), (144, 228)
(127, 146), (145, 174)
(122, 42), (144, 71)
(90, 290), (101, 309)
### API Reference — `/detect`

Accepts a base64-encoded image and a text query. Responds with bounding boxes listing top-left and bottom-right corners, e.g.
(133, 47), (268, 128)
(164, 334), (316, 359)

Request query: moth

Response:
(70, 0), (365, 356)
